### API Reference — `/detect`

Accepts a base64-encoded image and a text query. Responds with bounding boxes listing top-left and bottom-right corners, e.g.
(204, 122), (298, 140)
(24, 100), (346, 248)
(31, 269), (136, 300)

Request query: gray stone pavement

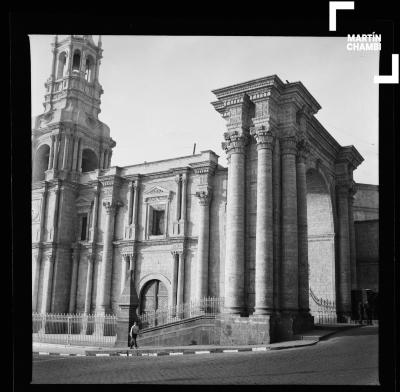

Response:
(32, 326), (378, 384)
(33, 324), (361, 357)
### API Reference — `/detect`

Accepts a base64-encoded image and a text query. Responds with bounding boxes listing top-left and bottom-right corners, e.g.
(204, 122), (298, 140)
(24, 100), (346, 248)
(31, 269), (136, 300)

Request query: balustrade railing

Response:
(309, 288), (337, 324)
(139, 297), (225, 329)
(32, 313), (117, 346)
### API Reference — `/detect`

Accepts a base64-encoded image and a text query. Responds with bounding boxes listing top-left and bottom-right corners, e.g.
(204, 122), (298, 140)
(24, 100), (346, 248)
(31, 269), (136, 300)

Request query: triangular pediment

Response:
(75, 195), (93, 206)
(144, 186), (169, 196)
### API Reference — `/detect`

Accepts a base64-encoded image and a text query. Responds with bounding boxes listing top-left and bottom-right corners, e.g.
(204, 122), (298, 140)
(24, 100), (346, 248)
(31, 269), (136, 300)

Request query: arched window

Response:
(81, 148), (98, 172)
(84, 55), (94, 82)
(72, 50), (81, 72)
(56, 52), (67, 79)
(140, 280), (168, 315)
(32, 144), (50, 182)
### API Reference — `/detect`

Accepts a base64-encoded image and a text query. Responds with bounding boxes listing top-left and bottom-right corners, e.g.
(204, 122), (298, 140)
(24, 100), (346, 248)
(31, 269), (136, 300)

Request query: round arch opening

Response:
(139, 279), (168, 315)
(306, 169), (336, 303)
(32, 144), (50, 182)
(81, 149), (98, 172)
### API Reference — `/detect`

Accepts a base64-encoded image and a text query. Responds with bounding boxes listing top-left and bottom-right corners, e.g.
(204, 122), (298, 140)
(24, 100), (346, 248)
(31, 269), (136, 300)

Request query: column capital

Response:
(280, 136), (298, 155)
(222, 132), (247, 156)
(296, 138), (310, 163)
(103, 200), (122, 214)
(250, 126), (274, 150)
(195, 189), (212, 206)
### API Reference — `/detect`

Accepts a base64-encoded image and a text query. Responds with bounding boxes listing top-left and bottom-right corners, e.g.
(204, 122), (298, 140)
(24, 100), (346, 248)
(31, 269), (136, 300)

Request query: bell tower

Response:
(32, 35), (115, 314)
(32, 34), (115, 184)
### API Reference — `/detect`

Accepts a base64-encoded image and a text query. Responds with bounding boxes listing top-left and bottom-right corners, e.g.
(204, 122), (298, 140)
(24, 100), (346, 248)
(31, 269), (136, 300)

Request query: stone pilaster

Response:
(68, 245), (80, 313)
(89, 185), (100, 242)
(84, 254), (94, 314)
(120, 254), (129, 295)
(40, 253), (55, 314)
(177, 251), (185, 308)
(250, 126), (274, 315)
(181, 173), (188, 233)
(71, 135), (79, 171)
(32, 250), (41, 312)
(52, 134), (61, 170)
(171, 251), (179, 308)
(280, 136), (299, 312)
(175, 175), (182, 222)
(96, 200), (121, 314)
(336, 182), (352, 319)
(296, 139), (310, 312)
(48, 134), (55, 170)
(195, 189), (212, 300)
(348, 183), (357, 290)
(223, 132), (247, 314)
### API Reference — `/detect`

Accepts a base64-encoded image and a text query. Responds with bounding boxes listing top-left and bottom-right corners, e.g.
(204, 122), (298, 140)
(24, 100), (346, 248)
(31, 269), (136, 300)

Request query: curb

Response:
(33, 339), (318, 358)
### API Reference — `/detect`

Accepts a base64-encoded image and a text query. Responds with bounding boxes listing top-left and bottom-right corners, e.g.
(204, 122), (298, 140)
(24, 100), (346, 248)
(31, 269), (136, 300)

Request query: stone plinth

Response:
(273, 311), (314, 341)
(115, 275), (139, 347)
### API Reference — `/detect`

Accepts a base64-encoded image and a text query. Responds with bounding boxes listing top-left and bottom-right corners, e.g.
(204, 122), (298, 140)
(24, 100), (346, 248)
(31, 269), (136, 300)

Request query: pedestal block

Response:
(115, 276), (139, 347)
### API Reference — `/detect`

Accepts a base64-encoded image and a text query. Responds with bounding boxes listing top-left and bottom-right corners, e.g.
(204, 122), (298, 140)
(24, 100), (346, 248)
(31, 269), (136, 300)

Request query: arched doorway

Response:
(32, 144), (50, 182)
(140, 279), (168, 315)
(306, 169), (336, 303)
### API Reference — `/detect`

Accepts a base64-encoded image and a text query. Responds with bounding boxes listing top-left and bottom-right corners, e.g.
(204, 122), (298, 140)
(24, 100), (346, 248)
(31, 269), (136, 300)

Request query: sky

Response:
(30, 35), (379, 185)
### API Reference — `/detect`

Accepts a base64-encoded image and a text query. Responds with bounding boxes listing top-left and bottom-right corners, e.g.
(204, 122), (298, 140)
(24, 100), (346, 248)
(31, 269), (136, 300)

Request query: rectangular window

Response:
(80, 215), (88, 241)
(151, 209), (165, 235)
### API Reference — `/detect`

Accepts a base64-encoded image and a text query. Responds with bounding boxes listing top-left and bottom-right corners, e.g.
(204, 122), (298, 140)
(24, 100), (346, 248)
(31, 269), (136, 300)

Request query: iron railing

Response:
(32, 313), (117, 346)
(139, 297), (225, 329)
(309, 288), (337, 324)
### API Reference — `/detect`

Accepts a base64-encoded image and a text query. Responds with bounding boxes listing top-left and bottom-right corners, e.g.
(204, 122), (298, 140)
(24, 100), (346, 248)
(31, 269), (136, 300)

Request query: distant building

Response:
(32, 35), (378, 342)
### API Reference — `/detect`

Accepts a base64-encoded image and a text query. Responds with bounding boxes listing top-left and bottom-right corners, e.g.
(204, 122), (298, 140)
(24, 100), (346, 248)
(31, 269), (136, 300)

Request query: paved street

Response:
(32, 326), (378, 385)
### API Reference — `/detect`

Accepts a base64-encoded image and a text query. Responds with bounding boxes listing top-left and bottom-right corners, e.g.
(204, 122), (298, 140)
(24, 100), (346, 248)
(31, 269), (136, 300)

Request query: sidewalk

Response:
(33, 325), (362, 358)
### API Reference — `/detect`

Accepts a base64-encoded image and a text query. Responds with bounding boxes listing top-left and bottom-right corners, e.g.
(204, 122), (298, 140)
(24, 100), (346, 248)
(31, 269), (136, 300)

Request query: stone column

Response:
(52, 134), (61, 170)
(108, 150), (113, 168)
(251, 126), (274, 315)
(223, 133), (246, 314)
(296, 140), (310, 312)
(181, 173), (188, 225)
(273, 138), (281, 311)
(280, 136), (299, 311)
(337, 183), (352, 319)
(62, 133), (70, 170)
(103, 150), (108, 169)
(195, 189), (212, 300)
(48, 135), (55, 170)
(120, 255), (129, 294)
(71, 136), (79, 171)
(99, 150), (105, 170)
(89, 188), (99, 243)
(32, 251), (41, 312)
(177, 251), (185, 308)
(96, 201), (120, 314)
(77, 139), (83, 172)
(171, 251), (179, 309)
(84, 254), (94, 314)
(175, 175), (182, 222)
(40, 254), (55, 314)
(68, 246), (80, 313)
(348, 184), (357, 290)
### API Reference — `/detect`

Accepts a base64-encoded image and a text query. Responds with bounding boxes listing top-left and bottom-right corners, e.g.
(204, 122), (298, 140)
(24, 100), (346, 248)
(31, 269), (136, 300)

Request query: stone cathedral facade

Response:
(32, 35), (376, 342)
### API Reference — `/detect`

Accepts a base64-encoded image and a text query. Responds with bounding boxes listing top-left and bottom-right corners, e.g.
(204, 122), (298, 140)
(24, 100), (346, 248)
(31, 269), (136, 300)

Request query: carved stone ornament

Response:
(222, 132), (247, 156)
(144, 186), (171, 203)
(31, 199), (41, 222)
(195, 189), (212, 206)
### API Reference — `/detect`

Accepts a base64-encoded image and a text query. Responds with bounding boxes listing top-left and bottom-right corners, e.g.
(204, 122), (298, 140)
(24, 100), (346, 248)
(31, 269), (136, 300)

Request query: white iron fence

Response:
(32, 313), (117, 346)
(309, 288), (337, 324)
(139, 297), (224, 329)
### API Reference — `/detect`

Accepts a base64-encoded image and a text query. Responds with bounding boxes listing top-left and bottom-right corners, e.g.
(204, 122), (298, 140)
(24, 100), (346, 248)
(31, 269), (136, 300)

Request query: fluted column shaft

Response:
(68, 247), (80, 313)
(273, 139), (281, 311)
(224, 134), (246, 314)
(52, 134), (61, 170)
(252, 128), (274, 314)
(84, 255), (94, 314)
(96, 201), (119, 314)
(296, 144), (309, 312)
(195, 191), (211, 300)
(280, 137), (299, 311)
(337, 185), (352, 317)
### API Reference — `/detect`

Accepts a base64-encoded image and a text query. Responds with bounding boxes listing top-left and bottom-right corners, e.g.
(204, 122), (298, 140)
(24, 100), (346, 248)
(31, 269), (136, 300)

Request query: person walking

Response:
(364, 301), (372, 325)
(129, 321), (140, 349)
(358, 301), (364, 325)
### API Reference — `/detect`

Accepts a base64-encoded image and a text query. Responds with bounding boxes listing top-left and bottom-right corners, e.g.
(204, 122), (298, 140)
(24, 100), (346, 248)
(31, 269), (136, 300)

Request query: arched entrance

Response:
(139, 279), (168, 315)
(81, 149), (98, 172)
(306, 169), (336, 303)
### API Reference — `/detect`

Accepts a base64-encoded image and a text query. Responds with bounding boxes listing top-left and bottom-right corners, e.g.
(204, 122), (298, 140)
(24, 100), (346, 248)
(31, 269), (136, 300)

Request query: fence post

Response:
(67, 315), (71, 345)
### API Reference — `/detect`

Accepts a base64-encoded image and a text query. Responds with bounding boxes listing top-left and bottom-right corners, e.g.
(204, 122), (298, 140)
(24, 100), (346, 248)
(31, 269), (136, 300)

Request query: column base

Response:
(223, 306), (246, 316)
(253, 307), (274, 316)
